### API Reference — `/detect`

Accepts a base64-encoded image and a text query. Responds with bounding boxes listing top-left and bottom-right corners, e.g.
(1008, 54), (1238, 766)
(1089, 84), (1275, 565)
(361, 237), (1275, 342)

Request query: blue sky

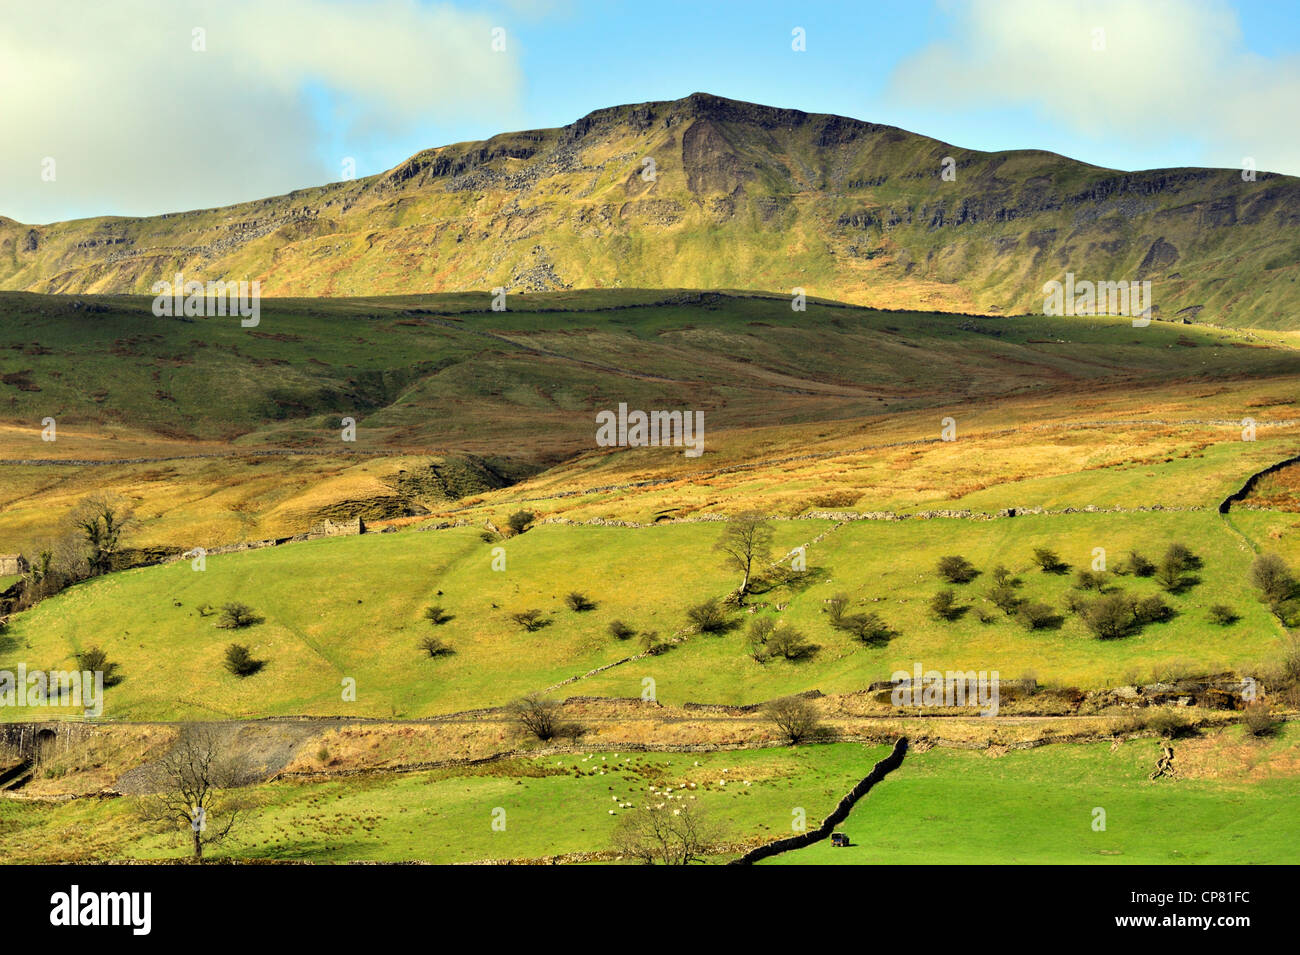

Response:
(4, 0), (1299, 222)
(424, 0), (1300, 173)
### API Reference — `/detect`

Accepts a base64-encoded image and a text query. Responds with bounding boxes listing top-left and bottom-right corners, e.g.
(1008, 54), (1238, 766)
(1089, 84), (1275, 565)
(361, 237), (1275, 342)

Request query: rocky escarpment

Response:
(2, 92), (1297, 327)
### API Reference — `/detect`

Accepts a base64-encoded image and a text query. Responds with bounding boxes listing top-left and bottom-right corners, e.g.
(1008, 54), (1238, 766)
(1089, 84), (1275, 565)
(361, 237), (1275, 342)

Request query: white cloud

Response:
(0, 0), (522, 223)
(888, 0), (1300, 176)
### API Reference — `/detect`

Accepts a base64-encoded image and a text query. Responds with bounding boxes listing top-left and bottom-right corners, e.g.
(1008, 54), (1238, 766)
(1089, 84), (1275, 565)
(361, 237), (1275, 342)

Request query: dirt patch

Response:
(114, 721), (328, 795)
(1166, 729), (1300, 782)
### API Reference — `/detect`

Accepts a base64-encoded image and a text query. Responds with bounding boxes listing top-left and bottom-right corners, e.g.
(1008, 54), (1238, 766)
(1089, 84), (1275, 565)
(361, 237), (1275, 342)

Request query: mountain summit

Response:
(3, 93), (1297, 327)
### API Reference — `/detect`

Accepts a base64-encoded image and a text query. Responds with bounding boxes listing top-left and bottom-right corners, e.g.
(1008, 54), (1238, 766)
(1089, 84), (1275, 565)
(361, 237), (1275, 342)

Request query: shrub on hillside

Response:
(564, 591), (596, 612)
(509, 694), (581, 742)
(835, 611), (894, 646)
(825, 593), (850, 626)
(1249, 553), (1295, 606)
(1146, 708), (1194, 739)
(1062, 590), (1088, 615)
(746, 617), (776, 663)
(687, 598), (730, 633)
(767, 625), (817, 661)
(423, 605), (450, 625)
(929, 589), (963, 621)
(608, 619), (636, 640)
(215, 602), (261, 629)
(418, 635), (453, 657)
(223, 643), (263, 677)
(1126, 550), (1156, 577)
(1208, 604), (1239, 626)
(1154, 557), (1190, 592)
(990, 565), (1016, 586)
(1133, 594), (1174, 625)
(1016, 601), (1061, 631)
(1164, 542), (1199, 572)
(506, 510), (535, 536)
(747, 616), (776, 644)
(1080, 592), (1137, 639)
(1154, 542), (1200, 592)
(936, 555), (978, 584)
(74, 646), (120, 686)
(1073, 569), (1110, 592)
(511, 609), (549, 632)
(1242, 701), (1277, 737)
(638, 630), (671, 655)
(1032, 547), (1067, 573)
(986, 582), (1023, 615)
(764, 695), (831, 745)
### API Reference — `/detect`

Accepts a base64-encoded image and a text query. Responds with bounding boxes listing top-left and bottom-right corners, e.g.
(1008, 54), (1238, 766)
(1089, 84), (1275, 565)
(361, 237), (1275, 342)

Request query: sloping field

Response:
(1, 507), (1286, 721)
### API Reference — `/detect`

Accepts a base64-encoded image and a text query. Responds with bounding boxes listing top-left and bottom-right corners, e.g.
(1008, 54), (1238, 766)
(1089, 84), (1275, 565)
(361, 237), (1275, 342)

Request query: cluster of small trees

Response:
(15, 496), (135, 609)
(746, 617), (816, 663)
(418, 603), (455, 657)
(504, 591), (599, 636)
(825, 594), (895, 645)
(928, 543), (1208, 639)
(607, 619), (668, 655)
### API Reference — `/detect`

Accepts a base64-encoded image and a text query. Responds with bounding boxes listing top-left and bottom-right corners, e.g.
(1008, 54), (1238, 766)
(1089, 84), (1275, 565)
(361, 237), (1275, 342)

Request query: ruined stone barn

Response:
(0, 554), (28, 576)
(310, 517), (366, 538)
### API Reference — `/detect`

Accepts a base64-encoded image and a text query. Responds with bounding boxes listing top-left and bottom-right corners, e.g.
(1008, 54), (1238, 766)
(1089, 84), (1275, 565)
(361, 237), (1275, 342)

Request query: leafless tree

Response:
(140, 725), (247, 861)
(715, 511), (774, 602)
(509, 693), (579, 741)
(765, 694), (830, 744)
(613, 802), (718, 865)
(69, 494), (134, 577)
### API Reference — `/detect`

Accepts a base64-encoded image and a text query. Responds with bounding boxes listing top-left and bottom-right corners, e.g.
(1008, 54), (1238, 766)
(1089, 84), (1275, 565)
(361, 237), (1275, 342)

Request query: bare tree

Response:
(509, 693), (579, 741)
(141, 725), (247, 861)
(69, 494), (134, 577)
(613, 802), (717, 865)
(20, 531), (87, 606)
(715, 511), (774, 602)
(511, 609), (549, 632)
(765, 695), (830, 744)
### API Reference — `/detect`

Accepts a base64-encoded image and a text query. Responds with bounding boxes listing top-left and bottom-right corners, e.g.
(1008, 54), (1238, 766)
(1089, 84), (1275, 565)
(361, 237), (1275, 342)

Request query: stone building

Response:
(311, 517), (365, 537)
(0, 554), (28, 576)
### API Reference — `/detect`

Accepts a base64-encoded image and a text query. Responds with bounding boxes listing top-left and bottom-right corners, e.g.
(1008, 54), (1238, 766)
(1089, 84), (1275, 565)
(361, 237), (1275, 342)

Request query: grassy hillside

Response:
(1, 507), (1286, 722)
(3, 288), (1300, 553)
(769, 727), (1300, 865)
(3, 94), (1298, 328)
